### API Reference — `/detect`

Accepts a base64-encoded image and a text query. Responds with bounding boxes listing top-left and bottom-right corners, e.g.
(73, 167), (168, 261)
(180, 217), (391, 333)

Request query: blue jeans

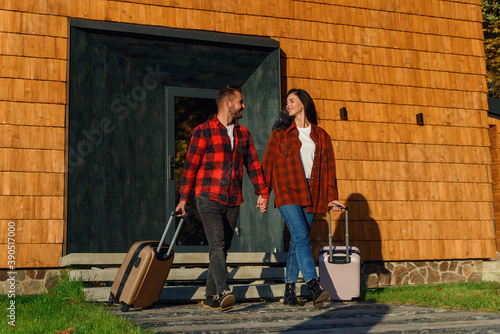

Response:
(196, 197), (239, 296)
(279, 204), (317, 283)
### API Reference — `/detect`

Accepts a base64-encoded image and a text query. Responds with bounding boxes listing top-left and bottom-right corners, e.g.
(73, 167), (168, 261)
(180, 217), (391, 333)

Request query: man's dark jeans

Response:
(196, 197), (239, 296)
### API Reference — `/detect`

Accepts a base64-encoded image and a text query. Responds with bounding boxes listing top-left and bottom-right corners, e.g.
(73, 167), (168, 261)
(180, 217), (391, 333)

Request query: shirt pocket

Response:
(279, 141), (291, 157)
(236, 138), (247, 155)
(320, 147), (326, 159)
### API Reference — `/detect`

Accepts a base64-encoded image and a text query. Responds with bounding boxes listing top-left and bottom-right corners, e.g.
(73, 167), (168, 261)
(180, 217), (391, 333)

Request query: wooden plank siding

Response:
(0, 0), (496, 268)
(488, 120), (500, 251)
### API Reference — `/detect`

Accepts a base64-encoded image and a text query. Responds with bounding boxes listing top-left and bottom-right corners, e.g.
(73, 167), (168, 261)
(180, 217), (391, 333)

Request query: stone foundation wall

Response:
(362, 260), (484, 288)
(0, 269), (64, 295)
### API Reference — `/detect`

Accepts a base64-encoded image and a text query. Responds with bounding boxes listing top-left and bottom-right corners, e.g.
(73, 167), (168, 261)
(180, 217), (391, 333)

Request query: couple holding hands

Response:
(175, 85), (344, 311)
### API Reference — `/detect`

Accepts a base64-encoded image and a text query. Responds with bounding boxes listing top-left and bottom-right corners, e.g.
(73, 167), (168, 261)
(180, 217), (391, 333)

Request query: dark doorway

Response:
(165, 87), (218, 252)
(66, 20), (282, 254)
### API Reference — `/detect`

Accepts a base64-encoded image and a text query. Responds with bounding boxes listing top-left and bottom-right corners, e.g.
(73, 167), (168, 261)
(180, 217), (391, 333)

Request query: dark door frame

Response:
(164, 87), (218, 252)
(68, 19), (279, 50)
(65, 19), (281, 255)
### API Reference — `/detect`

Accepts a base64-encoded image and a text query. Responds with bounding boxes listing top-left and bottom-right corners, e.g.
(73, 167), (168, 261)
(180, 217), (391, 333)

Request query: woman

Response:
(262, 89), (344, 308)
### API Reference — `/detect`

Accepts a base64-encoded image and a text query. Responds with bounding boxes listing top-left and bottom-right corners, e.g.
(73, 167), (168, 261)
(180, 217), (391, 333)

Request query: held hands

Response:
(177, 197), (268, 216)
(328, 200), (346, 212)
(256, 195), (269, 213)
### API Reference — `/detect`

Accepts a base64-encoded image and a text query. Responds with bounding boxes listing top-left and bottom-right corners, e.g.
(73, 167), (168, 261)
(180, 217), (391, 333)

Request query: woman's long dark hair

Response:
(273, 89), (318, 131)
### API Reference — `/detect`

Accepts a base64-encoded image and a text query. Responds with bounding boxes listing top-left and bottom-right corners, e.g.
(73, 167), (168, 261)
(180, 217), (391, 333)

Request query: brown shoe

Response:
(218, 290), (235, 311)
(307, 278), (330, 309)
(202, 295), (220, 310)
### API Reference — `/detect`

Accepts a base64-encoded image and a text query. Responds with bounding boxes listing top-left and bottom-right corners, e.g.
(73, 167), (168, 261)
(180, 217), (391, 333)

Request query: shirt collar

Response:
(285, 120), (297, 133)
(286, 119), (317, 135)
(213, 114), (240, 128)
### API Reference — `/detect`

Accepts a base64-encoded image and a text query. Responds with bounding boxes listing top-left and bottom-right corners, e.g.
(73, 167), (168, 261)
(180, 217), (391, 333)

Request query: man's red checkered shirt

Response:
(179, 115), (269, 206)
(262, 121), (339, 213)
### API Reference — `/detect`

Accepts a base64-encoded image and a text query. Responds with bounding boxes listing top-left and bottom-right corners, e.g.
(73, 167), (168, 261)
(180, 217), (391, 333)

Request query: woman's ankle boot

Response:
(283, 283), (300, 306)
(307, 278), (329, 308)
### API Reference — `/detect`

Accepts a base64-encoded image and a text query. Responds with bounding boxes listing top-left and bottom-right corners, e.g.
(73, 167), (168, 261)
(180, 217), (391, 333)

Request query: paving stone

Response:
(106, 301), (500, 334)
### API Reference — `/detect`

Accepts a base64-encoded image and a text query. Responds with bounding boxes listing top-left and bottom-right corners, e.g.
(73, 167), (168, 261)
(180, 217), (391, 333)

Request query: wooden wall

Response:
(488, 118), (500, 251)
(0, 0), (496, 268)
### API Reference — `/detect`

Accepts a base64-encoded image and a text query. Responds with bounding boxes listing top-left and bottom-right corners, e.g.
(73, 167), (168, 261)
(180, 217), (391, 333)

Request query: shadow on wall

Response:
(332, 193), (387, 291)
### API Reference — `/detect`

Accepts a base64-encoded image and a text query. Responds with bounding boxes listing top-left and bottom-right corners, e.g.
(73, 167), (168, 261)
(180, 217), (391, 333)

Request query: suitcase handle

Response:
(328, 205), (349, 264)
(157, 210), (187, 255)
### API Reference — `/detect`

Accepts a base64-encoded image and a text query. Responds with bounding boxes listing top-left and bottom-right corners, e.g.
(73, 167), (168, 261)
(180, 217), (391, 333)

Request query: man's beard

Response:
(230, 104), (243, 120)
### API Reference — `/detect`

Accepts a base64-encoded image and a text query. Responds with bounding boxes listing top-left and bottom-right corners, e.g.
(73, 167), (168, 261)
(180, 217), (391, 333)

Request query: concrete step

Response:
(70, 266), (305, 283)
(70, 251), (319, 303)
(71, 266), (317, 284)
(85, 283), (312, 303)
(61, 252), (288, 267)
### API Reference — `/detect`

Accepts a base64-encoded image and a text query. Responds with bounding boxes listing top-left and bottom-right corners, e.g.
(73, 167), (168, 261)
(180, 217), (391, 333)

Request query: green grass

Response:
(364, 281), (500, 313)
(0, 273), (148, 334)
(3, 276), (499, 333)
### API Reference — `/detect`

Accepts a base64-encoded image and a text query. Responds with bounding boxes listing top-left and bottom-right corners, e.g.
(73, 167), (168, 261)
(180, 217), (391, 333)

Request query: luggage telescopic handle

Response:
(157, 210), (185, 255)
(328, 206), (349, 264)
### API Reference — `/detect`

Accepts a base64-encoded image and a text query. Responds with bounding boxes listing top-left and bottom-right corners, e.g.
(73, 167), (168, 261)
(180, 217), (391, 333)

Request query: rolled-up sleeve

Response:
(244, 133), (270, 198)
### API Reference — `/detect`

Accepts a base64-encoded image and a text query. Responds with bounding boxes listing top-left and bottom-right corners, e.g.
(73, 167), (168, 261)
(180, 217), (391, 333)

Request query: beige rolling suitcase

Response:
(109, 211), (186, 311)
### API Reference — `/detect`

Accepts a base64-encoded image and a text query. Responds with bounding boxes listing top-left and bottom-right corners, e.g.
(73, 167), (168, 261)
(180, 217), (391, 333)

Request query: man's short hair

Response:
(216, 85), (242, 107)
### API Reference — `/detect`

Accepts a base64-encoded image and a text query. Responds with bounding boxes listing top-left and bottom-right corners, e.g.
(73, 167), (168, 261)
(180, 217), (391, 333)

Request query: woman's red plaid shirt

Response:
(262, 121), (338, 213)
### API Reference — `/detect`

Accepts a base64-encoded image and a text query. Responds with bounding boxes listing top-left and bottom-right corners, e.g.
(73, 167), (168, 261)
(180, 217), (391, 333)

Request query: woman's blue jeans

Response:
(279, 204), (317, 283)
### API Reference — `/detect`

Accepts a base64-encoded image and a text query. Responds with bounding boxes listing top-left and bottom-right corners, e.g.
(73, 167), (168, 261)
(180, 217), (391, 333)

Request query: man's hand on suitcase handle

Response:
(175, 200), (187, 217)
(328, 200), (347, 212)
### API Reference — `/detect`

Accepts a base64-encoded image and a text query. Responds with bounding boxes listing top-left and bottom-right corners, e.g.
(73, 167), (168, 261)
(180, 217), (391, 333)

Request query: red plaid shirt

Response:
(179, 115), (269, 206)
(262, 121), (338, 213)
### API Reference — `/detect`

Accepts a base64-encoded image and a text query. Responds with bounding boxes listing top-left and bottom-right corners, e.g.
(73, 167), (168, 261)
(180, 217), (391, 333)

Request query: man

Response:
(175, 85), (269, 311)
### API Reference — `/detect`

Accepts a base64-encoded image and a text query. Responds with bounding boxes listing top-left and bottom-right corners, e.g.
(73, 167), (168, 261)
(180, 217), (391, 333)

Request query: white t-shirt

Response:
(297, 126), (315, 178)
(226, 124), (235, 149)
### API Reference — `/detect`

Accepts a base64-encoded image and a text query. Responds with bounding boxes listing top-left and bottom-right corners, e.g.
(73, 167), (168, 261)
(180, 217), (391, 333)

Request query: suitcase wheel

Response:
(120, 303), (131, 312)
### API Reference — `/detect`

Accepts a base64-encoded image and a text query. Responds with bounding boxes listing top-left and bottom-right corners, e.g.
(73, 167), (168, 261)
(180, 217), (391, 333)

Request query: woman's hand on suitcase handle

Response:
(328, 200), (346, 212)
(175, 200), (187, 217)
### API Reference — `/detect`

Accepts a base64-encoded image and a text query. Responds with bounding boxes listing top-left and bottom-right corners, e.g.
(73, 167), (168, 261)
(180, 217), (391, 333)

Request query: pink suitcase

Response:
(318, 206), (361, 301)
